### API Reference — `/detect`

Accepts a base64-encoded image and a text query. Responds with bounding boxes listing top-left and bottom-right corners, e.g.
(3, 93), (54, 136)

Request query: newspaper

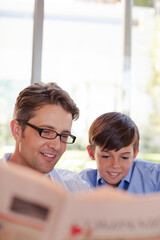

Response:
(0, 163), (160, 240)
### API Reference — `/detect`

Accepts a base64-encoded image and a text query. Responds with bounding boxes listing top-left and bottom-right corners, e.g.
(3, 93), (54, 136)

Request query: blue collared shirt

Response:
(1, 153), (90, 193)
(79, 159), (160, 194)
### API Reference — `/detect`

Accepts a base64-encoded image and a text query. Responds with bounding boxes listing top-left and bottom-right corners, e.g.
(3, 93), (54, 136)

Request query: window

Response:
(0, 0), (34, 149)
(0, 0), (160, 160)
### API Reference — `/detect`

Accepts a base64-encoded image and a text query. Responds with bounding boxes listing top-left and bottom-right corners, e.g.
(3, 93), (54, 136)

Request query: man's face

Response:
(16, 104), (73, 173)
(88, 144), (138, 188)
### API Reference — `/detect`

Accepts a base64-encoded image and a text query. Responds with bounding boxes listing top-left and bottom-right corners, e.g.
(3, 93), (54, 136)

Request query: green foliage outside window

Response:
(134, 0), (153, 7)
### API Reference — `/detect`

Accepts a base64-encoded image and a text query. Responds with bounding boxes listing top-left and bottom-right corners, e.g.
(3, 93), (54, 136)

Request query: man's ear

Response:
(10, 120), (22, 142)
(87, 145), (95, 160)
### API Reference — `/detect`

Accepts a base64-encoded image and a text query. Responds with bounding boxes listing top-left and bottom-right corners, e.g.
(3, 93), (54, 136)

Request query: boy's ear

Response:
(87, 145), (95, 160)
(133, 148), (139, 160)
(10, 120), (22, 142)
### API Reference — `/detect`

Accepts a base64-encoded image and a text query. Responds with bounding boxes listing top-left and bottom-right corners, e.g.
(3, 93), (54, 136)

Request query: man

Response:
(1, 82), (89, 192)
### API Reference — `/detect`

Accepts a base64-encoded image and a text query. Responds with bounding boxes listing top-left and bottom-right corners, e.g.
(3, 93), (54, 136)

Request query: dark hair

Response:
(89, 112), (139, 153)
(14, 82), (79, 122)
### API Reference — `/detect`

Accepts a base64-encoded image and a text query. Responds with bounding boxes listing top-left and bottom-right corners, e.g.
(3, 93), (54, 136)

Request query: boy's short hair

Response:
(89, 112), (139, 153)
(14, 82), (79, 122)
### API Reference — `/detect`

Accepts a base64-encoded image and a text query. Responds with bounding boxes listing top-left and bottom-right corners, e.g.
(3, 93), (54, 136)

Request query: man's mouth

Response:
(41, 152), (57, 160)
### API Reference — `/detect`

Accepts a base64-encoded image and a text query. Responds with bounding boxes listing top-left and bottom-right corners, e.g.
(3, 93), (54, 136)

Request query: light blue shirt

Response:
(79, 159), (160, 193)
(0, 153), (90, 193)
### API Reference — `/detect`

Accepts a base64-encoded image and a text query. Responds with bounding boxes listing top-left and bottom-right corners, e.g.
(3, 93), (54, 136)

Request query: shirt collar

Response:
(122, 162), (134, 183)
(97, 171), (106, 186)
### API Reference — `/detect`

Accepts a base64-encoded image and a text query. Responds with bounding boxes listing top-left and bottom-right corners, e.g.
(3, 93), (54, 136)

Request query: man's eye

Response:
(43, 130), (51, 134)
(61, 134), (69, 139)
(42, 130), (53, 137)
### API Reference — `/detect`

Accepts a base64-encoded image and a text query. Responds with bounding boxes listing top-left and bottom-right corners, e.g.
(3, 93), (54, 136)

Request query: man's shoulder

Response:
(49, 168), (91, 192)
(49, 168), (80, 180)
(0, 153), (12, 163)
(51, 167), (76, 174)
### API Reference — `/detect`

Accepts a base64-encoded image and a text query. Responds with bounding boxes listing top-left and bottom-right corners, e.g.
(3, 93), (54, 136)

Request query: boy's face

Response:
(87, 144), (139, 188)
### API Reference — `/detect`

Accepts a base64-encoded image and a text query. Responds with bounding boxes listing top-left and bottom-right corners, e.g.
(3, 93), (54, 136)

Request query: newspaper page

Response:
(1, 163), (160, 240)
(0, 163), (68, 240)
(55, 187), (160, 240)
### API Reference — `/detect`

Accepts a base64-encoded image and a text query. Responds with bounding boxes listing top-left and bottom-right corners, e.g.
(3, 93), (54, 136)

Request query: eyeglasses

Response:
(17, 120), (76, 144)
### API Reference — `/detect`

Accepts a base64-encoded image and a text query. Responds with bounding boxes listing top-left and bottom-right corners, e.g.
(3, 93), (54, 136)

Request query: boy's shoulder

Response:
(79, 168), (98, 188)
(134, 158), (160, 170)
(132, 159), (160, 191)
(79, 168), (98, 176)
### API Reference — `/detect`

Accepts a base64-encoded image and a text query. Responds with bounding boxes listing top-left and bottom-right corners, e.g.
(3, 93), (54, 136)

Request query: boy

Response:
(80, 112), (160, 193)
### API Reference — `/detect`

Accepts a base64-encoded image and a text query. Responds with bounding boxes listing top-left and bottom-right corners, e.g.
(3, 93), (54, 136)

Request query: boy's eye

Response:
(122, 156), (129, 160)
(102, 155), (110, 159)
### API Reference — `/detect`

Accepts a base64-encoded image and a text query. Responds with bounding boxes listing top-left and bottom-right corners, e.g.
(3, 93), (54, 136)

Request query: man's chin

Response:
(36, 164), (56, 174)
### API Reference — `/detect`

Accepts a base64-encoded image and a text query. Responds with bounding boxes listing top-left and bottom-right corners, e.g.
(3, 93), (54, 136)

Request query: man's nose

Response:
(47, 136), (61, 150)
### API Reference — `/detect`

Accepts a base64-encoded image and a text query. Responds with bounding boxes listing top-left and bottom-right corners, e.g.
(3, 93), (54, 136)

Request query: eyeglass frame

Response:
(17, 120), (76, 144)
